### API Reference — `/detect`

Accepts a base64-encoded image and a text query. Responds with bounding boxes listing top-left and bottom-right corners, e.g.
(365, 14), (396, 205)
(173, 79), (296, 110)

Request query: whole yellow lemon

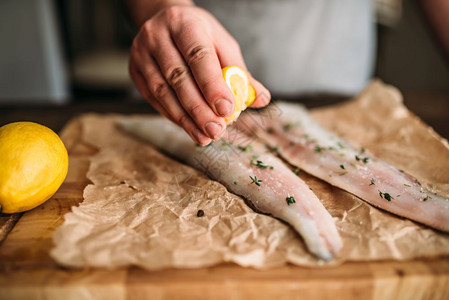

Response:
(0, 122), (68, 213)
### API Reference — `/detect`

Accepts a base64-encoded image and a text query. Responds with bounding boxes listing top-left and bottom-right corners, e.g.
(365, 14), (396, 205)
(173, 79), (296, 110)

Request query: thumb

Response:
(248, 75), (271, 108)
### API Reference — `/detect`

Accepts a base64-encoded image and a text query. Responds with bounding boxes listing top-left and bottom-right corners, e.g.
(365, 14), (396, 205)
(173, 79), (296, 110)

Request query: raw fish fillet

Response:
(237, 102), (449, 232)
(118, 118), (342, 260)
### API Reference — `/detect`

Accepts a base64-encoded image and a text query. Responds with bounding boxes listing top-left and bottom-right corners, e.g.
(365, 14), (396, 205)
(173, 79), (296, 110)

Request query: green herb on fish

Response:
(256, 160), (269, 169)
(221, 140), (233, 147)
(286, 196), (296, 206)
(378, 190), (393, 201)
(238, 144), (253, 152)
(315, 145), (324, 153)
(249, 176), (262, 186)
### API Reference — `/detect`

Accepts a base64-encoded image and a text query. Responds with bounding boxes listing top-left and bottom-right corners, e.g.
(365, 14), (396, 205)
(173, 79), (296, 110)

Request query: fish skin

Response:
(237, 102), (449, 233)
(118, 118), (342, 260)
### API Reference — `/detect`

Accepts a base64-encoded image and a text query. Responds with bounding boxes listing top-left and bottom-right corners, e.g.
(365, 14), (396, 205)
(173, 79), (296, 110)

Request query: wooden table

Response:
(0, 94), (448, 299)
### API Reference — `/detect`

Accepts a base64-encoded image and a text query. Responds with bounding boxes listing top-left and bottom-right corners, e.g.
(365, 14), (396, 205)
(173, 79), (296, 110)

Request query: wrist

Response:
(127, 0), (194, 28)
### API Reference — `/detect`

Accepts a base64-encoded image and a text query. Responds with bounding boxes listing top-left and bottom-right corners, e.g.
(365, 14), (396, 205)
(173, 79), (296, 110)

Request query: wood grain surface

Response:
(0, 116), (448, 300)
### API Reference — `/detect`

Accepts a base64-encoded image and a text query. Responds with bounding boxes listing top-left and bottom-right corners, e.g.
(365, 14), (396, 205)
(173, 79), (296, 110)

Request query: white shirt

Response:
(195, 0), (376, 96)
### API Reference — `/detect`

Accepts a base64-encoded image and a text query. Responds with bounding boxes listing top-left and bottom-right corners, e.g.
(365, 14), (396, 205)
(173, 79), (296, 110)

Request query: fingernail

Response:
(192, 128), (210, 145)
(205, 122), (223, 139)
(215, 99), (233, 117)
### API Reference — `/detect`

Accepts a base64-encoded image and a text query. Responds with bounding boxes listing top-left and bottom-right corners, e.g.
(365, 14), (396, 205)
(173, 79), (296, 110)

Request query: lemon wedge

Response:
(222, 66), (256, 123)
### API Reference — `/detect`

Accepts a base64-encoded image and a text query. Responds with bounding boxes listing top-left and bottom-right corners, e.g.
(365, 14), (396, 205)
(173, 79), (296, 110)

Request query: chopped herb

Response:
(270, 166), (274, 170)
(362, 157), (369, 163)
(399, 169), (405, 173)
(267, 127), (274, 134)
(423, 196), (430, 202)
(283, 122), (300, 131)
(315, 145), (324, 153)
(328, 146), (336, 151)
(369, 178), (376, 186)
(337, 142), (345, 149)
(293, 168), (300, 175)
(252, 154), (259, 159)
(303, 134), (310, 139)
(351, 163), (362, 169)
(339, 171), (348, 176)
(355, 155), (361, 161)
(339, 164), (346, 170)
(238, 144), (253, 152)
(249, 175), (262, 186)
(403, 184), (411, 187)
(283, 123), (292, 131)
(384, 193), (393, 201)
(233, 181), (238, 185)
(286, 196), (296, 205)
(256, 160), (269, 169)
(379, 190), (393, 201)
(250, 159), (255, 166)
(221, 140), (233, 147)
(360, 147), (366, 153)
(197, 210), (204, 217)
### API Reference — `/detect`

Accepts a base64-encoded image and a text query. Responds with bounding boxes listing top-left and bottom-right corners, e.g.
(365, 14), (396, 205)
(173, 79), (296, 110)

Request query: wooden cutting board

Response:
(0, 116), (448, 300)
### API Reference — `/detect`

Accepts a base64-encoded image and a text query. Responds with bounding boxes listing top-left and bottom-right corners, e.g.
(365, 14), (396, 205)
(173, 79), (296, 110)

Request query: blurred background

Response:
(0, 0), (448, 136)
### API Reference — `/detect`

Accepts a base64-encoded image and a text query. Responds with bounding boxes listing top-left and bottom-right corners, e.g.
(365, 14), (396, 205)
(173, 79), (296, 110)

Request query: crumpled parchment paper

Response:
(51, 80), (449, 269)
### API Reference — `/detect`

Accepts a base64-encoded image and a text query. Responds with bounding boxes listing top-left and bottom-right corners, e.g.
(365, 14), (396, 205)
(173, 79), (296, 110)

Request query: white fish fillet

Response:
(237, 102), (449, 233)
(118, 118), (342, 260)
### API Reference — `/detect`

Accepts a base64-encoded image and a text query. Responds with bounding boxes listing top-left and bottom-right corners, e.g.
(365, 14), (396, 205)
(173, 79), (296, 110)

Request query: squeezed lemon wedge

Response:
(222, 66), (256, 123)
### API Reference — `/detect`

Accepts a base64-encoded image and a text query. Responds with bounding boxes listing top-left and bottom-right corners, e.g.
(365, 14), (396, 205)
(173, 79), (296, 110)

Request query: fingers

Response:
(149, 31), (226, 140)
(213, 28), (271, 109)
(130, 50), (211, 145)
(248, 77), (271, 108)
(129, 62), (173, 121)
(170, 21), (235, 118)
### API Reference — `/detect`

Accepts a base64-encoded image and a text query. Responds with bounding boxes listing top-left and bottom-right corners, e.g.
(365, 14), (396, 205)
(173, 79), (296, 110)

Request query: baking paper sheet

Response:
(51, 80), (449, 269)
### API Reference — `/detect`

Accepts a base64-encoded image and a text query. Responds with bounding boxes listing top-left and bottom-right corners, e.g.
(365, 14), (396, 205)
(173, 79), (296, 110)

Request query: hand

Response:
(129, 5), (271, 145)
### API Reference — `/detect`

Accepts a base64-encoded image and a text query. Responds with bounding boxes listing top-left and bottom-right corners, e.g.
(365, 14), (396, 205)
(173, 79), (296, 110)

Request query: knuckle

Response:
(176, 113), (190, 128)
(142, 19), (153, 33)
(167, 66), (189, 89)
(186, 45), (211, 66)
(164, 6), (183, 23)
(199, 76), (218, 91)
(151, 81), (170, 99)
(188, 103), (202, 117)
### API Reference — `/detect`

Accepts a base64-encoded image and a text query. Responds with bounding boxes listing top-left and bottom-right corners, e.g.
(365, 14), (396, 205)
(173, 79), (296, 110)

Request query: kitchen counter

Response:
(0, 92), (448, 299)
